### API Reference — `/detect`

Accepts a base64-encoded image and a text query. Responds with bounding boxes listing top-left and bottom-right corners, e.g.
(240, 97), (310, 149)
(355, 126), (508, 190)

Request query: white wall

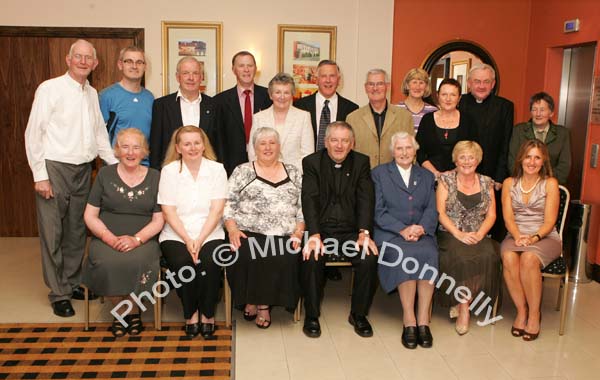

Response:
(1, 0), (394, 105)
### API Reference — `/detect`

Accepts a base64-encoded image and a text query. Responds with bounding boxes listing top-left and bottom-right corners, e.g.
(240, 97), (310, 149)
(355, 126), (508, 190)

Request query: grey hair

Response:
(68, 39), (97, 59)
(325, 121), (355, 140)
(389, 132), (419, 153)
(252, 127), (281, 148)
(268, 72), (295, 95)
(119, 45), (145, 61)
(468, 63), (496, 80)
(176, 56), (202, 73)
(365, 68), (389, 83)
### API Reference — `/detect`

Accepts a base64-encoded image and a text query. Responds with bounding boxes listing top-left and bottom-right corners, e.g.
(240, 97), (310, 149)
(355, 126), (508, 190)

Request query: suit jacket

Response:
(248, 105), (314, 172)
(294, 92), (358, 146)
(371, 162), (438, 246)
(508, 121), (571, 184)
(346, 104), (414, 169)
(459, 93), (514, 183)
(301, 150), (374, 236)
(214, 85), (272, 175)
(149, 92), (217, 169)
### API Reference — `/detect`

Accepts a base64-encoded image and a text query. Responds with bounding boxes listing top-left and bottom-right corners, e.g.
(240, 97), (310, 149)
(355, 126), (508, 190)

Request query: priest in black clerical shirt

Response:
(300, 121), (378, 339)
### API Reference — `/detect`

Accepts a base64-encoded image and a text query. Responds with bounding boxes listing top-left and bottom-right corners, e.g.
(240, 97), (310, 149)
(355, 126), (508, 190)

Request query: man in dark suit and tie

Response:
(295, 60), (358, 281)
(149, 57), (218, 169)
(301, 121), (379, 338)
(214, 51), (272, 175)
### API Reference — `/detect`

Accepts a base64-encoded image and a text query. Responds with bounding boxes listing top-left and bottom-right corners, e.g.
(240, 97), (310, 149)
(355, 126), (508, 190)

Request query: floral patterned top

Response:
(439, 171), (494, 233)
(224, 162), (303, 236)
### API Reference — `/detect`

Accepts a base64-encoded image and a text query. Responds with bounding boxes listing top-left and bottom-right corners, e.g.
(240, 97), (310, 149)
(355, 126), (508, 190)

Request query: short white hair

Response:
(468, 63), (496, 80)
(365, 68), (389, 83)
(252, 127), (281, 148)
(389, 131), (419, 152)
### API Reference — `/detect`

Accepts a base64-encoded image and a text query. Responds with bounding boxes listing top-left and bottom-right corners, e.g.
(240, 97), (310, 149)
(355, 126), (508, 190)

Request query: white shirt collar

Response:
(176, 89), (202, 104)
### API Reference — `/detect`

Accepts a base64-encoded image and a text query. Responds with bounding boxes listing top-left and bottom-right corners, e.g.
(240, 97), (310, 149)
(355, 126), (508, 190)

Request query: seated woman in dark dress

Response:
(436, 141), (501, 336)
(224, 127), (304, 329)
(158, 126), (228, 339)
(372, 132), (438, 349)
(501, 139), (561, 341)
(82, 128), (164, 337)
(416, 78), (476, 179)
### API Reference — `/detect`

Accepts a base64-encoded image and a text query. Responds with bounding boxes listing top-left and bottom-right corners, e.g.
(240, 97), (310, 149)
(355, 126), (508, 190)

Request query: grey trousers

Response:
(35, 160), (91, 303)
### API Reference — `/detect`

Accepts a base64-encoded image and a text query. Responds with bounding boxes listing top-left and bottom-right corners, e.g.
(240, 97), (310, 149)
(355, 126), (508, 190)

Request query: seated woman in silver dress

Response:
(436, 141), (501, 336)
(501, 139), (561, 341)
(224, 127), (304, 329)
(82, 128), (164, 337)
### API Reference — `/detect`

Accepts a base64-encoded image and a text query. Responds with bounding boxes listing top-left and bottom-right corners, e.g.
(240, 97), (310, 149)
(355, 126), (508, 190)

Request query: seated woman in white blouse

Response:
(158, 125), (228, 339)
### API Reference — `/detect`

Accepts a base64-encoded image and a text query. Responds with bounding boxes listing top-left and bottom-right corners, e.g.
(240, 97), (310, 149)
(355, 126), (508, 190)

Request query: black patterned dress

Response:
(436, 171), (502, 307)
(224, 162), (303, 309)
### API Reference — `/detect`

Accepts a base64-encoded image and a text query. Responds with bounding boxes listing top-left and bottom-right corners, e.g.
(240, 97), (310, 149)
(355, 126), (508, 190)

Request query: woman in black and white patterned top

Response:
(224, 127), (304, 329)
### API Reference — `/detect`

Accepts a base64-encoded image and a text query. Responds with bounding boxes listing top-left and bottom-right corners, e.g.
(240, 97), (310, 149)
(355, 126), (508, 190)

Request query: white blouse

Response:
(158, 158), (228, 244)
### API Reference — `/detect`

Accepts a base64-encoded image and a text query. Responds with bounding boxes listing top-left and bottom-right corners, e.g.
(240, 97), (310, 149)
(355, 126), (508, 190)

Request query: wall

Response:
(0, 0), (394, 106)
(391, 0), (532, 121)
(524, 0), (600, 269)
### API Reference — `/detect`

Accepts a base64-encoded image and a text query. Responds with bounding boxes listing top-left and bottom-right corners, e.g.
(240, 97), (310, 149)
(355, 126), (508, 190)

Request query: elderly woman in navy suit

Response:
(372, 131), (439, 349)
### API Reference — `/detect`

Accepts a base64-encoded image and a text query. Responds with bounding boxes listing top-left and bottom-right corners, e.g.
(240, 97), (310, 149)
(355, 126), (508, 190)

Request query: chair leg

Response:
(555, 277), (563, 311)
(294, 298), (302, 322)
(155, 271), (161, 331)
(83, 285), (89, 331)
(559, 272), (569, 335)
(224, 270), (232, 328)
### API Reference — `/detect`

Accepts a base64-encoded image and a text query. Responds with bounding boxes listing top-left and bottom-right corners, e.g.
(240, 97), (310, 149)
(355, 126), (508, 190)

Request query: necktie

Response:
(317, 99), (330, 150)
(244, 89), (252, 143)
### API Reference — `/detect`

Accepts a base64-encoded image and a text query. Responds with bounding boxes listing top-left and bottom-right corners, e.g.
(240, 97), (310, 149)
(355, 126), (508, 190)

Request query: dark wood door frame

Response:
(0, 26), (144, 45)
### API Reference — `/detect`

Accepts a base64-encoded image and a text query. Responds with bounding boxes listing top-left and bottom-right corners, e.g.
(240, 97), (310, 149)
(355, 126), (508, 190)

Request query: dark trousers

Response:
(490, 188), (507, 242)
(36, 160), (91, 303)
(300, 232), (378, 318)
(160, 239), (223, 319)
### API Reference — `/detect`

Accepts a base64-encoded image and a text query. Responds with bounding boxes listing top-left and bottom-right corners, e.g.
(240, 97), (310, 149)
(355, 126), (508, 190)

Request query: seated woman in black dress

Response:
(416, 78), (476, 179)
(82, 128), (164, 337)
(436, 141), (501, 336)
(372, 132), (438, 349)
(158, 126), (228, 338)
(224, 127), (304, 329)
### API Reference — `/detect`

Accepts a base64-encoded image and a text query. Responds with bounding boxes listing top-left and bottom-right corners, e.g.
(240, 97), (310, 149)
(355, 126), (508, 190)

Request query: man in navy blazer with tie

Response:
(295, 60), (358, 282)
(149, 57), (218, 169)
(214, 51), (272, 175)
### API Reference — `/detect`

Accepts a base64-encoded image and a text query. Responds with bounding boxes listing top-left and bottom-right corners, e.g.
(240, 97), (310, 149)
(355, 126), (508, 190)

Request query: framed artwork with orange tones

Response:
(161, 21), (222, 96)
(278, 24), (337, 99)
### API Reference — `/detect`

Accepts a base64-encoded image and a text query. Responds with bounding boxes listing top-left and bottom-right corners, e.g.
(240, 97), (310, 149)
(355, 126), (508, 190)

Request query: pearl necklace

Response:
(519, 177), (540, 194)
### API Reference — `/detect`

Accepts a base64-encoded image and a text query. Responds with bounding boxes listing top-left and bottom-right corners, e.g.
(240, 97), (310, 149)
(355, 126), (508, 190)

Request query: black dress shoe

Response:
(184, 323), (200, 337)
(71, 286), (98, 301)
(303, 317), (321, 338)
(200, 323), (215, 338)
(401, 326), (418, 349)
(417, 325), (433, 348)
(325, 267), (342, 281)
(52, 300), (75, 317)
(348, 313), (373, 337)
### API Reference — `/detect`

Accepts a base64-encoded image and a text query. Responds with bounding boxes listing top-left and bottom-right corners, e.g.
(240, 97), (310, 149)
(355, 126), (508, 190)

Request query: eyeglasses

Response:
(122, 59), (146, 66)
(71, 54), (94, 62)
(472, 79), (493, 86)
(366, 82), (386, 88)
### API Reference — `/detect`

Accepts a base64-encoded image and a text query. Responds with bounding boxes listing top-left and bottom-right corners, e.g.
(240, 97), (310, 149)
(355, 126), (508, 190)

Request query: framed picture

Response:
(161, 21), (222, 96)
(451, 59), (471, 94)
(278, 24), (337, 99)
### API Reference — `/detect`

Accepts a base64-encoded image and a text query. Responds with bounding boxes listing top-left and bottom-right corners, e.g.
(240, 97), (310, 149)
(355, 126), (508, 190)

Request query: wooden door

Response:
(0, 27), (143, 236)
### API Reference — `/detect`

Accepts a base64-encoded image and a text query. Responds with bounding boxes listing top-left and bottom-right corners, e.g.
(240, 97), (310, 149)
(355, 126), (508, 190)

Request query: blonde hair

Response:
(113, 128), (149, 158)
(452, 140), (483, 164)
(401, 68), (431, 97)
(162, 126), (217, 170)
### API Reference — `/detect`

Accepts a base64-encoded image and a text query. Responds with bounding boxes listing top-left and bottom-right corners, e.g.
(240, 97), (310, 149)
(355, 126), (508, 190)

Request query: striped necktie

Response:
(317, 99), (330, 150)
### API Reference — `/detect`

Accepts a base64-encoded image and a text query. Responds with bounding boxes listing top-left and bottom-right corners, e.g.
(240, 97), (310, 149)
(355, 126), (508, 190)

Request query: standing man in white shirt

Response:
(24, 39), (117, 317)
(149, 57), (218, 169)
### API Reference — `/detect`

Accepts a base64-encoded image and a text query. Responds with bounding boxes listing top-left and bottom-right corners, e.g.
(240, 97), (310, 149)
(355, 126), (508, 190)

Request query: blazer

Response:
(371, 162), (438, 247)
(149, 92), (217, 169)
(508, 121), (571, 184)
(213, 85), (272, 175)
(301, 149), (374, 236)
(294, 92), (359, 146)
(247, 105), (314, 172)
(346, 104), (414, 169)
(459, 93), (514, 183)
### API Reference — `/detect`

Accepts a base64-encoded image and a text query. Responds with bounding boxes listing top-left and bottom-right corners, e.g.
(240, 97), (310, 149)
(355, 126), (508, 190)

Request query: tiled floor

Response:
(1, 237), (600, 379)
